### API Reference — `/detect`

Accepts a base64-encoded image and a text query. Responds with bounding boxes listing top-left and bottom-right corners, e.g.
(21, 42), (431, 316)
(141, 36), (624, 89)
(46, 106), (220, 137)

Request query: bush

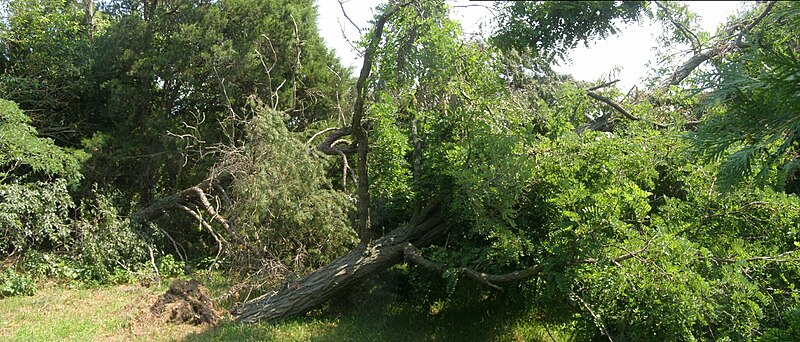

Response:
(0, 267), (36, 298)
(222, 103), (356, 274)
(70, 187), (150, 283)
(0, 179), (74, 255)
(157, 254), (185, 278)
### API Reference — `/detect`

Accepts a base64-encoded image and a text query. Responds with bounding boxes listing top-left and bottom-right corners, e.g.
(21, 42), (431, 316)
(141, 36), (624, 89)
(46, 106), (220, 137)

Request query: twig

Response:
(148, 245), (160, 284)
(572, 291), (614, 342)
(338, 0), (363, 34)
(404, 243), (545, 292)
(744, 1), (777, 33)
(588, 79), (620, 91)
(177, 203), (223, 271)
(306, 127), (340, 148)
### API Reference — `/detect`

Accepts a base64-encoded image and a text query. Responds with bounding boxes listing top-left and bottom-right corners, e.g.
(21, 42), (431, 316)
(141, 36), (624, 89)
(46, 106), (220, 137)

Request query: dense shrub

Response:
(0, 267), (36, 298)
(222, 102), (356, 274)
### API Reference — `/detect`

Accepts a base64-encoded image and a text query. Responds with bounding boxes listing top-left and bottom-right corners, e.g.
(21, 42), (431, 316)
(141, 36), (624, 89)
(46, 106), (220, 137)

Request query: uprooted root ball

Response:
(150, 279), (221, 325)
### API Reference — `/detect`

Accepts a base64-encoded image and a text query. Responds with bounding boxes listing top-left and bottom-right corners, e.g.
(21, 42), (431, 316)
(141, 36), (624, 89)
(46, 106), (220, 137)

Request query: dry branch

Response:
(581, 89), (668, 132)
(660, 1), (776, 88)
(130, 172), (233, 225)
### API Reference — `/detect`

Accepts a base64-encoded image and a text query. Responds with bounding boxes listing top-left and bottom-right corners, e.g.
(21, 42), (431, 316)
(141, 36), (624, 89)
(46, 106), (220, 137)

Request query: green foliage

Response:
(0, 267), (37, 298)
(491, 1), (647, 62)
(2, 0), (799, 339)
(693, 2), (800, 190)
(516, 129), (800, 340)
(0, 0), (100, 147)
(227, 102), (356, 271)
(157, 254), (185, 278)
(0, 99), (82, 255)
(0, 99), (81, 183)
(760, 307), (800, 342)
(69, 187), (150, 282)
(0, 179), (74, 255)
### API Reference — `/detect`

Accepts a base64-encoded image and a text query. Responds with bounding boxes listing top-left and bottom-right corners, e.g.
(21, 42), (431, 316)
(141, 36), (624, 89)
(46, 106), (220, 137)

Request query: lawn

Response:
(0, 276), (564, 341)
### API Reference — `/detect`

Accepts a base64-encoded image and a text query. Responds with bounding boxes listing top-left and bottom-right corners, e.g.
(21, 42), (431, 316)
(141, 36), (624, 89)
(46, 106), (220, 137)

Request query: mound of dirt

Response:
(150, 279), (221, 325)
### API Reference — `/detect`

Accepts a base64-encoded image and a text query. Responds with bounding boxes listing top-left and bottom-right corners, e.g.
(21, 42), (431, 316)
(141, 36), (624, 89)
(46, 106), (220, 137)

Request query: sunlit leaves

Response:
(693, 2), (800, 191)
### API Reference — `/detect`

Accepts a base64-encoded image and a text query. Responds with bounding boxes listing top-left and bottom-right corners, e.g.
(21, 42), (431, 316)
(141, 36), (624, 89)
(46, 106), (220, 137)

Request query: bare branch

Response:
(177, 203), (223, 270)
(744, 1), (777, 34)
(586, 90), (669, 129)
(572, 291), (614, 342)
(315, 127), (357, 156)
(588, 79), (620, 91)
(404, 243), (545, 292)
(660, 1), (776, 88)
(338, 0), (363, 34)
(305, 127), (340, 148)
(660, 48), (719, 88)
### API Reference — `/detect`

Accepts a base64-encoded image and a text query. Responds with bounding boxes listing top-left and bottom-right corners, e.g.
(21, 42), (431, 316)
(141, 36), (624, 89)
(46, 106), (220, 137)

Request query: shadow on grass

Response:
(184, 280), (562, 342)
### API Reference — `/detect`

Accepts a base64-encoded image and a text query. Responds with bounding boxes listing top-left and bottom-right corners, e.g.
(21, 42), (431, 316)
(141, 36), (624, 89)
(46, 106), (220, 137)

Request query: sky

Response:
(316, 1), (748, 90)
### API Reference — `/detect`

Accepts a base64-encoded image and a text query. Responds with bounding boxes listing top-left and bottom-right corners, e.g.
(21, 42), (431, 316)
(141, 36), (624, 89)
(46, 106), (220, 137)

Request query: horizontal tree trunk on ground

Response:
(232, 199), (446, 323)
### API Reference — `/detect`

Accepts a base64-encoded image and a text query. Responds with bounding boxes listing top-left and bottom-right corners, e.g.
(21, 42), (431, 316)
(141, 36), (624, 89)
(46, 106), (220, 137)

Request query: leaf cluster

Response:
(693, 2), (800, 191)
(491, 1), (647, 62)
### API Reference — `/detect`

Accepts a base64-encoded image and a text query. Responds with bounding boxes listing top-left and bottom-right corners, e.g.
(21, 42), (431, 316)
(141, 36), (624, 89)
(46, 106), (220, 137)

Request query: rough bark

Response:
(233, 198), (446, 323)
(350, 5), (401, 242)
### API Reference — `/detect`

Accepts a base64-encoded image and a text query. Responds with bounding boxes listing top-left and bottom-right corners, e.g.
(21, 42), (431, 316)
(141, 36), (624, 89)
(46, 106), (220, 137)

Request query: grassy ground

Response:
(0, 275), (565, 342)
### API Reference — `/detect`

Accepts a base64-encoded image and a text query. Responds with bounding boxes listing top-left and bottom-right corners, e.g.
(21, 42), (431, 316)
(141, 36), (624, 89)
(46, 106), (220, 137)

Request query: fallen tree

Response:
(119, 2), (800, 339)
(233, 197), (446, 322)
(231, 0), (784, 324)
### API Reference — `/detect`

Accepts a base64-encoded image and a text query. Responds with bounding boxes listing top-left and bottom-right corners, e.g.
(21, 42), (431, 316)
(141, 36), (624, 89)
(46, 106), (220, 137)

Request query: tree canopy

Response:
(1, 0), (799, 340)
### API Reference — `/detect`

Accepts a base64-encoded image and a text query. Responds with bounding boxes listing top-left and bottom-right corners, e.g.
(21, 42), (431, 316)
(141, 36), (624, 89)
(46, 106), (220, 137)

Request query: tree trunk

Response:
(233, 199), (446, 323)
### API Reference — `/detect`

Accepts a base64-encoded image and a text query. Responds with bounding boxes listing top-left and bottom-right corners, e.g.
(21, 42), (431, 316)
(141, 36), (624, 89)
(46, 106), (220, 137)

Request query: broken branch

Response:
(586, 90), (668, 129)
(403, 243), (545, 292)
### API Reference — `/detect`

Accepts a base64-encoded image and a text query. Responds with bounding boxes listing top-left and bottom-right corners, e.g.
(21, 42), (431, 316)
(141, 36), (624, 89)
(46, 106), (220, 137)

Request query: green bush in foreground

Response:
(0, 268), (36, 298)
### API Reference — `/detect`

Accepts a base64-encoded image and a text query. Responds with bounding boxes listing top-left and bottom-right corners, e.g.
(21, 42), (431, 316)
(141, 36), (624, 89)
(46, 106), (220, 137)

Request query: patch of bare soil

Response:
(122, 280), (224, 340)
(150, 279), (222, 325)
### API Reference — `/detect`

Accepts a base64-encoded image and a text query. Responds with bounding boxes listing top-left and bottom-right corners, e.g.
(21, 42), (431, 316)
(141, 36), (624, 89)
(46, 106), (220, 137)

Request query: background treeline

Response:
(1, 0), (355, 287)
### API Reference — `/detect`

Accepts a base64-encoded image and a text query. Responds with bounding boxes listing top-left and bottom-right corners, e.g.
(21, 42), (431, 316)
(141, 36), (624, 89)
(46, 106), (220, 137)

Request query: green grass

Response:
(189, 281), (564, 342)
(0, 275), (565, 342)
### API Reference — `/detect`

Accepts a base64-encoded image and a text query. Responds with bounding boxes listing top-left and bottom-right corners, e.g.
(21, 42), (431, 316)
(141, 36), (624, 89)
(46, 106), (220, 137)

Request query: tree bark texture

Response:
(233, 198), (445, 323)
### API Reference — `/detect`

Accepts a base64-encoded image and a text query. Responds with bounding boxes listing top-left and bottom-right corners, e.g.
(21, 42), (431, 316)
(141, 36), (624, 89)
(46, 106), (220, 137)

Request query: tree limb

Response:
(742, 1), (777, 36)
(660, 48), (719, 88)
(586, 90), (668, 129)
(588, 79), (619, 91)
(176, 203), (224, 269)
(130, 172), (234, 225)
(654, 1), (701, 52)
(571, 291), (614, 342)
(660, 1), (776, 88)
(699, 250), (797, 265)
(404, 244), (545, 292)
(350, 1), (412, 242)
(314, 127), (356, 156)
